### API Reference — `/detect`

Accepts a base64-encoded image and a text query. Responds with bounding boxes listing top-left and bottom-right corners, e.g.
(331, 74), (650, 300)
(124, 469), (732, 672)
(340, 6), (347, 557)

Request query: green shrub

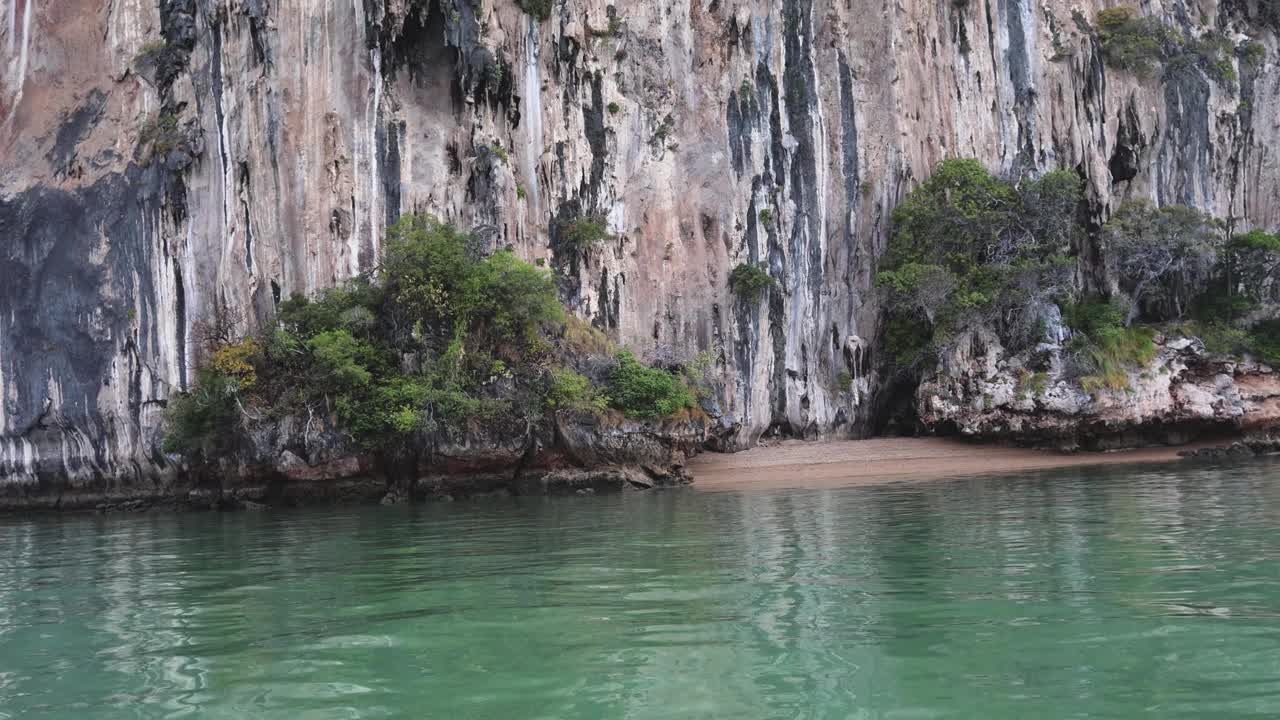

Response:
(607, 351), (696, 418)
(138, 113), (188, 159)
(1103, 201), (1224, 324)
(1096, 7), (1171, 75)
(606, 101), (621, 114)
(1019, 371), (1050, 396)
(757, 208), (774, 226)
(162, 368), (242, 456)
(464, 249), (564, 346)
(518, 0), (554, 20)
(1078, 326), (1157, 392)
(1250, 319), (1280, 366)
(381, 215), (475, 330)
(1063, 296), (1125, 338)
(728, 263), (774, 303)
(166, 213), (693, 459)
(1194, 321), (1252, 357)
(1233, 229), (1280, 252)
(133, 39), (167, 67)
(836, 370), (854, 392)
(306, 330), (376, 390)
(1240, 41), (1266, 67)
(879, 159), (1082, 364)
(883, 316), (933, 366)
(545, 367), (608, 413)
(561, 215), (613, 254)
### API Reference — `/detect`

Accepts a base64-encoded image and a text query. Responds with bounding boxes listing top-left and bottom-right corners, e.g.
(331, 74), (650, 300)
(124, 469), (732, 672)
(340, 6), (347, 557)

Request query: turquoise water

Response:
(2, 459), (1280, 719)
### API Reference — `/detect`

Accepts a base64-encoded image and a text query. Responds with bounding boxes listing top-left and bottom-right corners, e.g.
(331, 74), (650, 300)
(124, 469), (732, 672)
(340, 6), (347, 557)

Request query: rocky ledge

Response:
(0, 412), (723, 512)
(918, 329), (1280, 450)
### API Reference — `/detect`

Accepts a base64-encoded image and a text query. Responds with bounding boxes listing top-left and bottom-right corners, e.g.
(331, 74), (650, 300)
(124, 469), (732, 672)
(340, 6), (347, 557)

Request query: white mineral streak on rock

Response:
(523, 17), (543, 211)
(2, 0), (33, 128)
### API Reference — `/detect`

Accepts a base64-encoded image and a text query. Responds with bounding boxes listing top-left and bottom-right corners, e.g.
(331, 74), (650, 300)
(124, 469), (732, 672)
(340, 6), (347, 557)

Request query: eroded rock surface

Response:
(918, 330), (1280, 449)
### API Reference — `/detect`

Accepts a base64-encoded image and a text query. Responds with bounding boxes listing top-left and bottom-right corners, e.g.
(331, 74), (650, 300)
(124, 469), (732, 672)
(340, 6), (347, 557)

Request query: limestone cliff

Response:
(2, 0), (1279, 489)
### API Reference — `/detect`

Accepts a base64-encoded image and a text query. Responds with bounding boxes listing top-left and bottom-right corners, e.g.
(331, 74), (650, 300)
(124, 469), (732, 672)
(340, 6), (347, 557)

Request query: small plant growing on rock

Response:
(518, 0), (554, 21)
(138, 112), (188, 159)
(133, 39), (168, 68)
(545, 367), (608, 414)
(607, 350), (696, 418)
(729, 262), (775, 303)
(1240, 40), (1266, 68)
(1077, 326), (1157, 392)
(836, 370), (854, 392)
(588, 10), (623, 38)
(607, 101), (621, 114)
(561, 214), (613, 254)
(1096, 7), (1171, 75)
(757, 208), (774, 226)
(490, 143), (509, 163)
(652, 114), (675, 147)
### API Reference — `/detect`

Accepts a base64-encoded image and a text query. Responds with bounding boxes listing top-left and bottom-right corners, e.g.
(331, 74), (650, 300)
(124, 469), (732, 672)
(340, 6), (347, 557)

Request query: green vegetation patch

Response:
(607, 351), (696, 419)
(518, 0), (554, 21)
(1078, 326), (1158, 393)
(877, 159), (1083, 366)
(728, 263), (774, 303)
(560, 214), (613, 254)
(164, 215), (692, 462)
(138, 113), (189, 159)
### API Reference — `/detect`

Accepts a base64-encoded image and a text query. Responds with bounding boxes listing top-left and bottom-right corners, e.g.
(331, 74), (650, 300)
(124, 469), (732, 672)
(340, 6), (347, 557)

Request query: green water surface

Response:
(2, 459), (1280, 718)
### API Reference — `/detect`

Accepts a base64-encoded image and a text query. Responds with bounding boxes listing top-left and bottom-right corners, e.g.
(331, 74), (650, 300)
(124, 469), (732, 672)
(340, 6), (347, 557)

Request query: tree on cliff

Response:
(877, 159), (1082, 362)
(1103, 201), (1224, 325)
(163, 215), (698, 463)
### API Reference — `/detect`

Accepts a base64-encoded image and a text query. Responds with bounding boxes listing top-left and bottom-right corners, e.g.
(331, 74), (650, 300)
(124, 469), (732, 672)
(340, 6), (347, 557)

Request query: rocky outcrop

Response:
(0, 409), (715, 511)
(2, 0), (1279, 489)
(918, 329), (1280, 449)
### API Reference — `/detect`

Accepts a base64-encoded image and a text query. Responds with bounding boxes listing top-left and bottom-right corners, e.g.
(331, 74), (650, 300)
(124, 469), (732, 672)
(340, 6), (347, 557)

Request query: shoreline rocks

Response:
(917, 330), (1280, 451)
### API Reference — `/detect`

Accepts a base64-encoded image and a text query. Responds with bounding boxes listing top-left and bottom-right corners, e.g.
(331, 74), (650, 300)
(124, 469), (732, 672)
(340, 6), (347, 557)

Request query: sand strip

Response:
(688, 437), (1200, 491)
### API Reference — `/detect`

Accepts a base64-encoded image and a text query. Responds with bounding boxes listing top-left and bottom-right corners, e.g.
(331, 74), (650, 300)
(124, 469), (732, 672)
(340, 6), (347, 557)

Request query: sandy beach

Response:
(688, 437), (1201, 491)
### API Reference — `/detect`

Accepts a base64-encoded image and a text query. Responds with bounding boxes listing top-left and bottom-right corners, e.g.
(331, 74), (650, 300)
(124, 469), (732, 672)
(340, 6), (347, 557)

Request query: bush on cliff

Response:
(607, 351), (696, 419)
(164, 215), (690, 461)
(728, 262), (774, 303)
(1102, 201), (1224, 325)
(878, 159), (1082, 365)
(1096, 7), (1173, 75)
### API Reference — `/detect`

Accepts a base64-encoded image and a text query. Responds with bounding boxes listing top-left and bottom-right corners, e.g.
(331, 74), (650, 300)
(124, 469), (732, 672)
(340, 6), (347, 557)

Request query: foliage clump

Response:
(518, 0), (554, 21)
(164, 215), (693, 462)
(560, 215), (613, 254)
(877, 159), (1082, 364)
(1094, 8), (1243, 88)
(1096, 7), (1172, 75)
(1249, 319), (1280, 366)
(545, 367), (609, 413)
(607, 351), (696, 419)
(138, 113), (189, 160)
(1102, 201), (1225, 324)
(133, 39), (168, 67)
(1077, 326), (1158, 392)
(728, 263), (774, 303)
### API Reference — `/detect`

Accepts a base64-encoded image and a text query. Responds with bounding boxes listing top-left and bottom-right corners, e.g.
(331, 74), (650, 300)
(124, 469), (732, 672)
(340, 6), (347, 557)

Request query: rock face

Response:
(0, 409), (714, 510)
(2, 0), (1279, 490)
(918, 330), (1280, 449)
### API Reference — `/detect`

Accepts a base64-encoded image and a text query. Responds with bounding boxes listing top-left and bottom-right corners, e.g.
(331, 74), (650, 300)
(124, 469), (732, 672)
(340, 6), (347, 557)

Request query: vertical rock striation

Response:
(2, 0), (1278, 488)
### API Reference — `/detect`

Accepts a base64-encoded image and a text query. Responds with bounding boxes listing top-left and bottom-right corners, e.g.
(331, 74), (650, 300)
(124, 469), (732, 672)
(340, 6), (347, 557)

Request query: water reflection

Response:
(1, 458), (1278, 718)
